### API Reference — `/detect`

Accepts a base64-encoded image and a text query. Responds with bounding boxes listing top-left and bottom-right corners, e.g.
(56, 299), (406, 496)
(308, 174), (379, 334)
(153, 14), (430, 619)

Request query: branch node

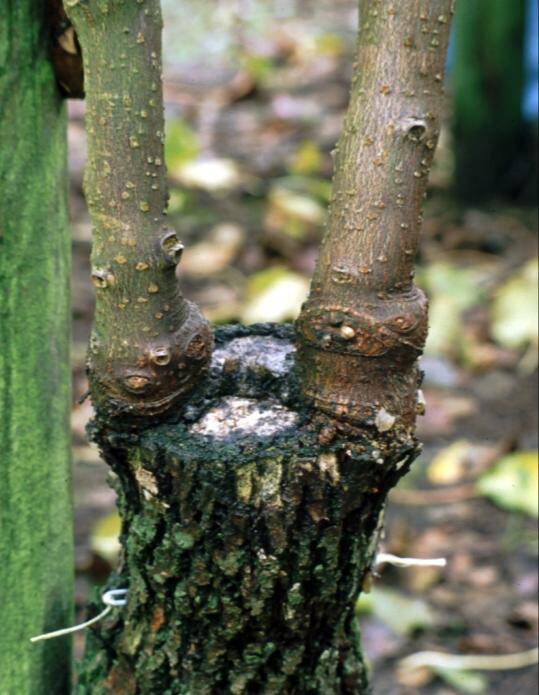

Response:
(401, 117), (428, 142)
(159, 229), (184, 267)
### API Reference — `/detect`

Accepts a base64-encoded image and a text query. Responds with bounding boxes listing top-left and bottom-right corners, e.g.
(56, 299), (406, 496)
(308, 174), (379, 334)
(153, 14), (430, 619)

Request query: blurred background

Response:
(69, 1), (538, 692)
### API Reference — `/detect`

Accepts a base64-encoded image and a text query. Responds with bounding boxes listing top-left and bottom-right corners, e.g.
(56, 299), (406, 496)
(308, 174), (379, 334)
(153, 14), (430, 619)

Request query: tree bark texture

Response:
(297, 0), (452, 433)
(72, 0), (453, 692)
(64, 0), (212, 424)
(78, 327), (419, 694)
(0, 1), (73, 692)
(452, 0), (530, 203)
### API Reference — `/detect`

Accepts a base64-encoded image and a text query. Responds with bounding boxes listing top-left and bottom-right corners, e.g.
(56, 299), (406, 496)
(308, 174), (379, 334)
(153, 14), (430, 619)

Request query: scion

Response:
(296, 0), (454, 431)
(65, 0), (212, 422)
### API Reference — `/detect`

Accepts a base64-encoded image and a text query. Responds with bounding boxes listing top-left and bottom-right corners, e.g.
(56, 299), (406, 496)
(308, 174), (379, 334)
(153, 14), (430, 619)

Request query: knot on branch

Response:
(89, 301), (212, 422)
(399, 117), (429, 143)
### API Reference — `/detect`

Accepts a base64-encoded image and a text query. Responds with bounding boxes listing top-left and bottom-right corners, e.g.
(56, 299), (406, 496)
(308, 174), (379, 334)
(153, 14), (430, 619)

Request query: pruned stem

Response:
(65, 0), (212, 422)
(296, 0), (453, 430)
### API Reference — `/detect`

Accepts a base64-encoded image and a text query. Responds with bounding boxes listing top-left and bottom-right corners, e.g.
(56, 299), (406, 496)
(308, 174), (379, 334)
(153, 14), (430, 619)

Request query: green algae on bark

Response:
(77, 327), (419, 694)
(64, 0), (212, 423)
(0, 1), (73, 691)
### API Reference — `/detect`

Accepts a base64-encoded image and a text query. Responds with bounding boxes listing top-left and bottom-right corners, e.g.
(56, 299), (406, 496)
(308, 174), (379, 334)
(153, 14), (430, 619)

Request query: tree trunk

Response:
(452, 0), (529, 203)
(77, 326), (420, 694)
(72, 1), (453, 692)
(0, 2), (73, 692)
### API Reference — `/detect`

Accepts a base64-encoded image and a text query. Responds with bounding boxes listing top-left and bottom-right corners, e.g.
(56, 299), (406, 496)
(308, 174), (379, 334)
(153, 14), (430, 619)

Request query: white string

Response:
(29, 555), (446, 643)
(30, 589), (128, 644)
(376, 553), (447, 569)
(30, 555), (446, 643)
(30, 553), (447, 643)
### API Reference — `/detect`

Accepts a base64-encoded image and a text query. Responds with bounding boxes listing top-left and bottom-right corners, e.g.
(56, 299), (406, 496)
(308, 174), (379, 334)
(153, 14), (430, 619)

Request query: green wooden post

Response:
(0, 1), (73, 692)
(452, 0), (527, 203)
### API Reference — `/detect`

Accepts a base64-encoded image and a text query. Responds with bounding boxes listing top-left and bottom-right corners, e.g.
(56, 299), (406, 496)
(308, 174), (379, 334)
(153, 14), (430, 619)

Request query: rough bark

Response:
(73, 1), (453, 692)
(297, 0), (453, 432)
(0, 1), (73, 692)
(64, 0), (212, 424)
(77, 327), (418, 694)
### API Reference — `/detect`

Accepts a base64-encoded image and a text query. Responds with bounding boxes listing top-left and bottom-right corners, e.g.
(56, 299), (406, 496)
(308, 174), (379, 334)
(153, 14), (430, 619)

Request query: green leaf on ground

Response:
(418, 262), (485, 357)
(290, 141), (324, 176)
(165, 118), (200, 171)
(91, 511), (121, 566)
(428, 440), (472, 484)
(241, 266), (309, 324)
(477, 451), (539, 518)
(315, 32), (345, 57)
(175, 157), (242, 192)
(434, 667), (488, 694)
(420, 262), (483, 312)
(269, 186), (325, 225)
(356, 586), (437, 636)
(491, 259), (539, 350)
(181, 223), (245, 277)
(241, 53), (276, 83)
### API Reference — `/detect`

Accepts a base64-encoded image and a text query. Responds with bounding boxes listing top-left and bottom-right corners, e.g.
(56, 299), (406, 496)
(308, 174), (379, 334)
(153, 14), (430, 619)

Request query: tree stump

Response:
(78, 325), (419, 694)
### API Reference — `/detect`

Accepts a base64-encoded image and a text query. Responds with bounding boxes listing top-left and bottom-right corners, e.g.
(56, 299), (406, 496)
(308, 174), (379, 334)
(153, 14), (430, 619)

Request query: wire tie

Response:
(30, 588), (128, 643)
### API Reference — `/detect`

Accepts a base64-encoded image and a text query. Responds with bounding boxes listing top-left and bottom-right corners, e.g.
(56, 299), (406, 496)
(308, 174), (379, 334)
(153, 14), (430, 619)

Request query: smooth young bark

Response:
(297, 0), (453, 432)
(0, 1), (73, 692)
(452, 0), (528, 203)
(64, 0), (212, 424)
